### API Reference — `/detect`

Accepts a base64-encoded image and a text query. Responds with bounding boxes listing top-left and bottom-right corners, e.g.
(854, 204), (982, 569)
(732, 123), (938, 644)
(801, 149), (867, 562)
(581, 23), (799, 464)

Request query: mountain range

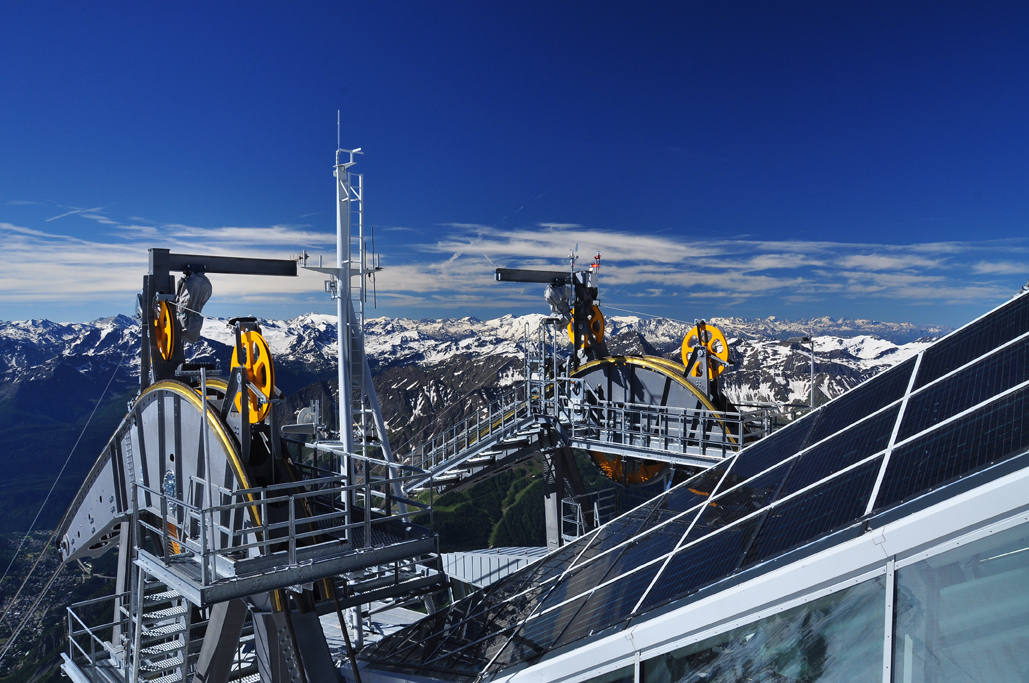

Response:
(0, 312), (948, 532)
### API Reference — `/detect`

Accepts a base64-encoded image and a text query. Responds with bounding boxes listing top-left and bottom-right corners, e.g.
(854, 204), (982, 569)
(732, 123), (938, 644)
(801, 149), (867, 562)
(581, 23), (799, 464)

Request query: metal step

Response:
(464, 453), (496, 466)
(231, 674), (261, 683)
(140, 639), (186, 656)
(139, 653), (183, 672)
(142, 623), (187, 639)
(145, 673), (186, 683)
(144, 590), (182, 603)
(143, 606), (188, 621)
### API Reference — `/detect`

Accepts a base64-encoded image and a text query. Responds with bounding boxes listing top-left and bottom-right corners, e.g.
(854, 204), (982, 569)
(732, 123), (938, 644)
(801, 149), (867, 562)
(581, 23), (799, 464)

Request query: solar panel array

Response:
(361, 292), (1029, 681)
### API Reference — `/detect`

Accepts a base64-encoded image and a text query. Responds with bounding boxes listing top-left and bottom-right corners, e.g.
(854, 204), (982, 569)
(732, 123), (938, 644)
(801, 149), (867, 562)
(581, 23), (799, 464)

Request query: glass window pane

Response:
(642, 576), (885, 683)
(586, 665), (634, 683)
(894, 521), (1029, 682)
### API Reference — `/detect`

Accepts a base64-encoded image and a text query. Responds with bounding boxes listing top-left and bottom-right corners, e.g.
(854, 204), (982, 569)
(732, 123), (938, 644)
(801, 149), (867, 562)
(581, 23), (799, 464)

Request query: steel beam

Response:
(149, 248), (298, 279)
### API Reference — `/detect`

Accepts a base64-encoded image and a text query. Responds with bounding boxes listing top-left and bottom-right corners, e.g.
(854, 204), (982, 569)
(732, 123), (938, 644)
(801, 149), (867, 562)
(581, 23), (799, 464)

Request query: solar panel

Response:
(914, 291), (1029, 390)
(428, 626), (518, 675)
(683, 462), (790, 544)
(742, 457), (883, 567)
(806, 356), (913, 445)
(897, 332), (1029, 442)
(875, 385), (1029, 511)
(362, 294), (1029, 681)
(663, 459), (731, 509)
(723, 409), (816, 483)
(488, 596), (589, 672)
(593, 514), (699, 584)
(637, 517), (761, 614)
(778, 405), (898, 498)
(570, 496), (669, 567)
(551, 563), (663, 650)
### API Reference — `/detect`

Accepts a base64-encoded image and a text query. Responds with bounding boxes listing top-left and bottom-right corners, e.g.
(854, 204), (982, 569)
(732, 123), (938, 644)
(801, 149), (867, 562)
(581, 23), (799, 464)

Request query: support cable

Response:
(0, 562), (64, 665)
(0, 353), (125, 624)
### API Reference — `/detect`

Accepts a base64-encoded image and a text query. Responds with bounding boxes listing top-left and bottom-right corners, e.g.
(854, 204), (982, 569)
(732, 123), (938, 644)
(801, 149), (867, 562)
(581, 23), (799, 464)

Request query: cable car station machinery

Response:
(494, 254), (749, 488)
(59, 248), (440, 683)
(400, 253), (771, 548)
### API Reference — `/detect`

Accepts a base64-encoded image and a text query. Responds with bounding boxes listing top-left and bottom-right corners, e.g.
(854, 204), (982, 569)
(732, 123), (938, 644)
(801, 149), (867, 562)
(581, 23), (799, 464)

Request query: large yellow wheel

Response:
(154, 300), (175, 361)
(682, 324), (729, 379)
(572, 356), (736, 487)
(231, 331), (275, 423)
(588, 451), (667, 487)
(567, 305), (605, 347)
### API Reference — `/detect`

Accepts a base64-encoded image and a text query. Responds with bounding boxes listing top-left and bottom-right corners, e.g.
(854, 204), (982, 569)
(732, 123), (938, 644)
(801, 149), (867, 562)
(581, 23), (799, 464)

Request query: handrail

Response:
(401, 369), (779, 485)
(132, 464), (435, 589)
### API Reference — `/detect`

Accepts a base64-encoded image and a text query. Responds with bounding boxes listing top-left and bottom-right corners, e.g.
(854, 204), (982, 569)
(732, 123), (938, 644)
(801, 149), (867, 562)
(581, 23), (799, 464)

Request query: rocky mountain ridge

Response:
(0, 311), (947, 410)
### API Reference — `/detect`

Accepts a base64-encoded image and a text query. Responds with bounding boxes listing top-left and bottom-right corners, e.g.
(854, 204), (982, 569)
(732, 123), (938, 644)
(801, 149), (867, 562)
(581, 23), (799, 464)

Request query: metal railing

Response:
(66, 591), (131, 681)
(401, 368), (779, 486)
(134, 464), (434, 589)
(401, 381), (541, 473)
(566, 398), (773, 459)
(561, 488), (618, 543)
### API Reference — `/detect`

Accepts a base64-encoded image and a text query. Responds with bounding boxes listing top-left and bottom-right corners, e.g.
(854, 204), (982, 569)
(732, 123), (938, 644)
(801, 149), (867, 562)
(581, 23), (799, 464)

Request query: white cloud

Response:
(2, 213), (1027, 324)
(0, 221), (332, 308)
(971, 261), (1029, 276)
(837, 253), (943, 271)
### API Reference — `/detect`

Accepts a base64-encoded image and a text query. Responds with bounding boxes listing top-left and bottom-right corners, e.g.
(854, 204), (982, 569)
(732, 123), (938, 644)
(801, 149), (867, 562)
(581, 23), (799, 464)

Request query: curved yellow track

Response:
(141, 380), (260, 523)
(574, 355), (723, 417)
(572, 355), (738, 485)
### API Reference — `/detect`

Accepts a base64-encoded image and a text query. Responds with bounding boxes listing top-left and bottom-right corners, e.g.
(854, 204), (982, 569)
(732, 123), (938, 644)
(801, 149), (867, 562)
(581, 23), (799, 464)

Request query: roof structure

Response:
(360, 290), (1029, 681)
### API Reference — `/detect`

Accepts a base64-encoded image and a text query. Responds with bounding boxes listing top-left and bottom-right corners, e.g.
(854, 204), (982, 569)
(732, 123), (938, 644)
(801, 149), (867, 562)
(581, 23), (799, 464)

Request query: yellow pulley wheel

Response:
(231, 330), (275, 423)
(567, 305), (605, 347)
(153, 300), (175, 361)
(588, 451), (666, 487)
(682, 323), (729, 379)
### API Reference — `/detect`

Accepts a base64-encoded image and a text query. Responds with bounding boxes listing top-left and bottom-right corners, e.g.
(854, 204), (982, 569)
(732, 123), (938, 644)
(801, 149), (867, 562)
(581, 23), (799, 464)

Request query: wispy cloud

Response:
(971, 260), (1029, 275)
(46, 205), (107, 222)
(0, 221), (335, 311)
(536, 222), (582, 230)
(387, 224), (1029, 318)
(2, 213), (1027, 324)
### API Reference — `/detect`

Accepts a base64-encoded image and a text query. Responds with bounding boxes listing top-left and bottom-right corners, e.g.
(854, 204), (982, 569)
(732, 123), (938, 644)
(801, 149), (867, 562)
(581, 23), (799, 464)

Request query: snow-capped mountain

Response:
(0, 311), (946, 407)
(0, 311), (947, 532)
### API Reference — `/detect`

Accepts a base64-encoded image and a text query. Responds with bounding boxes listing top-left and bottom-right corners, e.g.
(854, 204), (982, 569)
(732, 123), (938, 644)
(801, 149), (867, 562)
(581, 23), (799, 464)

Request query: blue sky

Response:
(2, 2), (1028, 328)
